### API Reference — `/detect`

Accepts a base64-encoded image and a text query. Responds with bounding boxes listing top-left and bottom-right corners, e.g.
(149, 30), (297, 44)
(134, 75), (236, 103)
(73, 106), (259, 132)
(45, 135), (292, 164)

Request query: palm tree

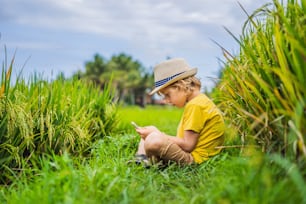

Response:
(84, 54), (107, 86)
(79, 52), (153, 105)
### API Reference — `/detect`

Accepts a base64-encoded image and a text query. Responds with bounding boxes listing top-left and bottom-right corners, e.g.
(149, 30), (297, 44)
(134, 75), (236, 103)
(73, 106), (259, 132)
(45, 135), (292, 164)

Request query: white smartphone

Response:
(131, 121), (140, 129)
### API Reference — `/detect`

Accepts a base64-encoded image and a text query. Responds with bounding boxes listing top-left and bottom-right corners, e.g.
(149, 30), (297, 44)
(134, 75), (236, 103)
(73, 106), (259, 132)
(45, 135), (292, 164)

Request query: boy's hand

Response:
(135, 126), (160, 139)
(131, 121), (141, 129)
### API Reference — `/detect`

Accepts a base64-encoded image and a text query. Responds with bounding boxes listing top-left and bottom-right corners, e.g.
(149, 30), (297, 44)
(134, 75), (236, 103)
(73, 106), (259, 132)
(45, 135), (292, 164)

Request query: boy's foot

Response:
(127, 154), (151, 168)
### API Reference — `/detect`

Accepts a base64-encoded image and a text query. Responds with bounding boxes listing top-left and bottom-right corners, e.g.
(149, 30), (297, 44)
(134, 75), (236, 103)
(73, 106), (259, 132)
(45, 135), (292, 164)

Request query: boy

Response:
(133, 58), (224, 166)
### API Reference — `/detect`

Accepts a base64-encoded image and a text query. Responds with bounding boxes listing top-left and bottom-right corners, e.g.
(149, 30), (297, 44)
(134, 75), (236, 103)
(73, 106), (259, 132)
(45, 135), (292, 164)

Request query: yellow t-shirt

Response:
(177, 94), (225, 163)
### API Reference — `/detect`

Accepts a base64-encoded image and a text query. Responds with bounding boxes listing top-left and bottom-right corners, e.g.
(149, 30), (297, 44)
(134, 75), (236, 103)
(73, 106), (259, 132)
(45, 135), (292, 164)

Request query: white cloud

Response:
(1, 0), (271, 89)
(2, 0), (269, 45)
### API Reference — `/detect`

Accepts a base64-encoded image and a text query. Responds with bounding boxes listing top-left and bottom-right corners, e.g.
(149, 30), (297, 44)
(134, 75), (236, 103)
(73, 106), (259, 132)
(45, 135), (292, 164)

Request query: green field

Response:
(0, 106), (304, 204)
(118, 105), (183, 135)
(0, 0), (305, 203)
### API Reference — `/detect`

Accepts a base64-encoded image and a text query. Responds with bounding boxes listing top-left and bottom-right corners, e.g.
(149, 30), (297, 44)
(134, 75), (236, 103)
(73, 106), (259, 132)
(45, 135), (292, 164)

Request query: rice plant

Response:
(0, 54), (119, 184)
(213, 0), (305, 161)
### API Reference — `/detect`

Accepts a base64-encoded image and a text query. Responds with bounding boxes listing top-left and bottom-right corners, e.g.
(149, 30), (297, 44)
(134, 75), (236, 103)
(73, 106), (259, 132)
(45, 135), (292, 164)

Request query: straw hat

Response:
(149, 58), (197, 95)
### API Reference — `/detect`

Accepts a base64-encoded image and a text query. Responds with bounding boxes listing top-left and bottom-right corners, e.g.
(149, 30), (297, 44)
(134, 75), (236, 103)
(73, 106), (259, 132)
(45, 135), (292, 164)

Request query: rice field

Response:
(0, 106), (305, 203)
(212, 0), (305, 160)
(0, 0), (305, 203)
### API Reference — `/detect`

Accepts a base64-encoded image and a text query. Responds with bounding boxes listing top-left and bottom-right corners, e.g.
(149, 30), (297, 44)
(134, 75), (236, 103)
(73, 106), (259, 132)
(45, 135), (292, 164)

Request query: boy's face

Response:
(160, 86), (187, 108)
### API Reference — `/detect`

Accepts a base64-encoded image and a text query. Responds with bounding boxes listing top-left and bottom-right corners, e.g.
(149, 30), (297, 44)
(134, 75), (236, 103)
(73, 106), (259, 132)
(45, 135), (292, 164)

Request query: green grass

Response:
(117, 105), (183, 135)
(0, 106), (305, 204)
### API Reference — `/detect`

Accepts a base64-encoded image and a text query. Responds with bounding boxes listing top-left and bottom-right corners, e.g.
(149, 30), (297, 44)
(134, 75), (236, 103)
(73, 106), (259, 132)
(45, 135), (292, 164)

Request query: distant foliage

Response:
(75, 53), (154, 106)
(213, 0), (305, 160)
(0, 59), (118, 184)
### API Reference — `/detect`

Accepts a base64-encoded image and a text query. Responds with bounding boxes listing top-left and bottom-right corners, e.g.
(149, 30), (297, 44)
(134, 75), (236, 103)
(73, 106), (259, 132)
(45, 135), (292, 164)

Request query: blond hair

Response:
(158, 76), (201, 95)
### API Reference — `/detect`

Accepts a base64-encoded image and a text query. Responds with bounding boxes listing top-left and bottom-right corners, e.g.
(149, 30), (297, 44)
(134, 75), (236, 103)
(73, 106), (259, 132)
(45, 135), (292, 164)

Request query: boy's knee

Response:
(144, 132), (164, 154)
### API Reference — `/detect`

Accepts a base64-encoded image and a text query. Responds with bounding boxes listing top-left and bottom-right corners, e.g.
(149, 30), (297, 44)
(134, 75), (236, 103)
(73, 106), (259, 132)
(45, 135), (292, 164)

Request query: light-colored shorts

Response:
(151, 137), (194, 166)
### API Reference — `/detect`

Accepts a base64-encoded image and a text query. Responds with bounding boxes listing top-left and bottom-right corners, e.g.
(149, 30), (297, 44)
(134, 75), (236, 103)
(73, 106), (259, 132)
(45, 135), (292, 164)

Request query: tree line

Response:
(73, 53), (155, 106)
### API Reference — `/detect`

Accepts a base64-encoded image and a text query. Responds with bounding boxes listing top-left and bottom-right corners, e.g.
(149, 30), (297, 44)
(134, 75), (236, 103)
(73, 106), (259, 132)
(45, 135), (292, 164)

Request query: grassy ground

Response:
(117, 105), (183, 135)
(0, 105), (304, 204)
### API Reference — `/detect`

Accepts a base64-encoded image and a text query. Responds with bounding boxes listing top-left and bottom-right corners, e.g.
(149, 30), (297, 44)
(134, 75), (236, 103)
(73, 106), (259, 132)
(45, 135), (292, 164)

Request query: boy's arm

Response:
(165, 130), (199, 152)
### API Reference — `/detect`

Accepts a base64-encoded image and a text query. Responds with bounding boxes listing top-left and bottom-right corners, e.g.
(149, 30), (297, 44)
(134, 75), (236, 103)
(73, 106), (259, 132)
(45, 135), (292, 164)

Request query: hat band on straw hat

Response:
(154, 71), (184, 88)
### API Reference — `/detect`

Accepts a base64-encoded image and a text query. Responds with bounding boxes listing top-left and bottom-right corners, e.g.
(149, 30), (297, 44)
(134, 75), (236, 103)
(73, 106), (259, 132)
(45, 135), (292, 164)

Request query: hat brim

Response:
(149, 68), (197, 95)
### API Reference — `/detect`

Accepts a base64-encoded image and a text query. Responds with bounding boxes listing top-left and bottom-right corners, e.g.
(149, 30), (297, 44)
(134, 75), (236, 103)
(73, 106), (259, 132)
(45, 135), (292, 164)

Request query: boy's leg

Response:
(145, 133), (194, 165)
(136, 138), (146, 155)
(159, 140), (194, 165)
(128, 138), (150, 167)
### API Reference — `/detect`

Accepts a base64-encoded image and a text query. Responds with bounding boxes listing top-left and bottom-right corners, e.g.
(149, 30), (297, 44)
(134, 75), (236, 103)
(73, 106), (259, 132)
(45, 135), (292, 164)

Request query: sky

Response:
(0, 0), (271, 90)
